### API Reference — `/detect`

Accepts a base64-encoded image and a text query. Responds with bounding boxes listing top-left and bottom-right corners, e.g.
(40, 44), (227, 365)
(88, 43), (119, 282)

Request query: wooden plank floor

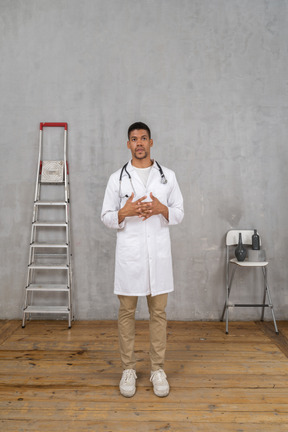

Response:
(0, 320), (288, 431)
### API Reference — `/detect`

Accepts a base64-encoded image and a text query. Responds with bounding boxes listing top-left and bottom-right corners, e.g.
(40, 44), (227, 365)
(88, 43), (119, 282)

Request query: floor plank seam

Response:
(255, 321), (288, 359)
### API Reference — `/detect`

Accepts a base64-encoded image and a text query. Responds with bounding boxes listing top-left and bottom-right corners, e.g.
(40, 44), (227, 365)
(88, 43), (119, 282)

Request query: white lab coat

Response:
(101, 160), (184, 297)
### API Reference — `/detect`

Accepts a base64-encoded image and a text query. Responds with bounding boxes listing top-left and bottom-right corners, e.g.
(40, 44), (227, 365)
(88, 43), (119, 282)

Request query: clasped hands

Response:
(118, 192), (168, 224)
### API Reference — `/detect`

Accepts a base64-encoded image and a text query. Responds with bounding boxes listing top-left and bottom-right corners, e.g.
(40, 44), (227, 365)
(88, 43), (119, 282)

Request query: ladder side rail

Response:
(26, 124), (42, 314)
(66, 191), (73, 321)
(67, 200), (73, 322)
(27, 246), (34, 282)
(68, 269), (72, 329)
(34, 127), (43, 203)
(66, 242), (70, 266)
(24, 266), (34, 319)
(24, 267), (33, 311)
(67, 266), (70, 288)
(28, 234), (34, 263)
(65, 220), (69, 245)
(35, 194), (40, 219)
(25, 267), (31, 288)
(67, 259), (73, 325)
(29, 128), (42, 281)
(66, 203), (70, 246)
(64, 124), (70, 244)
(30, 204), (39, 246)
(66, 184), (73, 319)
(30, 222), (35, 245)
(66, 265), (71, 323)
(61, 123), (73, 327)
(65, 203), (69, 225)
(64, 128), (68, 203)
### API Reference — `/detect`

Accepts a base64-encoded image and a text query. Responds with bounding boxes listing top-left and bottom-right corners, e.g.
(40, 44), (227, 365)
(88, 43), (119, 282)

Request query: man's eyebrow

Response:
(131, 134), (148, 138)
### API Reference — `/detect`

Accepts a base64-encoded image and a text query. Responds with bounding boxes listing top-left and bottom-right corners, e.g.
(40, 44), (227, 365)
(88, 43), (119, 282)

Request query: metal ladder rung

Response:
(34, 201), (67, 206)
(26, 284), (69, 292)
(33, 222), (67, 227)
(232, 304), (272, 308)
(40, 181), (65, 185)
(30, 243), (68, 248)
(23, 306), (70, 314)
(28, 263), (69, 270)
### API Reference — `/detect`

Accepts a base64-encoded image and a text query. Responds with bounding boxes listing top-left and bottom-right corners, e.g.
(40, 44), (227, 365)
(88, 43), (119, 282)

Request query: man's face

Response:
(127, 129), (153, 160)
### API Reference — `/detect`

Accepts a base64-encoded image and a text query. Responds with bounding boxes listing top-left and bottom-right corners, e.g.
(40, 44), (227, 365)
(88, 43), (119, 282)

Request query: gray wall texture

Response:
(1, 0), (288, 321)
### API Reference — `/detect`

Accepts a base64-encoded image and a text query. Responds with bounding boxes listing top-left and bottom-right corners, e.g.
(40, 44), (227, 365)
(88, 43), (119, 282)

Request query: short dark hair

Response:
(128, 122), (151, 139)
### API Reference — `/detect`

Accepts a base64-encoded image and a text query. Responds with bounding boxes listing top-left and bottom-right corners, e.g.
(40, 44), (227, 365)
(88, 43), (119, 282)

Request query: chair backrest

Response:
(226, 230), (261, 246)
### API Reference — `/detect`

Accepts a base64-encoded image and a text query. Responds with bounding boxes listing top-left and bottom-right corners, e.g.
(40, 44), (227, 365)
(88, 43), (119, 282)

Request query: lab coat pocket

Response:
(116, 231), (141, 262)
(156, 227), (171, 258)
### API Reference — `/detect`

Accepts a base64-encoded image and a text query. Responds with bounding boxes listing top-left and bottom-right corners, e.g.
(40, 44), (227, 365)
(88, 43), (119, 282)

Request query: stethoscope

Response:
(119, 160), (167, 202)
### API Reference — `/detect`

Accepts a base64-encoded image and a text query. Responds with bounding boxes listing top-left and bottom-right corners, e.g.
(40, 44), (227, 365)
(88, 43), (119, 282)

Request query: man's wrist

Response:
(118, 208), (126, 224)
(161, 204), (169, 221)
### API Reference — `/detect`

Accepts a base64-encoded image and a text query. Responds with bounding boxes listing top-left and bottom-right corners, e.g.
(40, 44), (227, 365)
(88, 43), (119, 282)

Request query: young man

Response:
(101, 122), (184, 397)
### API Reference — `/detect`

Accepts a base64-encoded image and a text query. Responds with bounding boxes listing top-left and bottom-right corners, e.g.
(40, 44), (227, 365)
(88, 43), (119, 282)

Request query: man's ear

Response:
(127, 140), (131, 149)
(150, 139), (153, 148)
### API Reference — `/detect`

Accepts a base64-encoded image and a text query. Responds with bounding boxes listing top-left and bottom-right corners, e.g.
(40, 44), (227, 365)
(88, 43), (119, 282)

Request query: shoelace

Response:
(123, 369), (136, 383)
(150, 369), (166, 383)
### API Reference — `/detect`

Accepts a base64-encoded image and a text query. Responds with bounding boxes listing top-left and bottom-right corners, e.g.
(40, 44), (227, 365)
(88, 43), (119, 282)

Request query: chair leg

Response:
(221, 267), (236, 334)
(262, 267), (279, 335)
(220, 302), (227, 322)
(261, 271), (267, 321)
(221, 302), (230, 334)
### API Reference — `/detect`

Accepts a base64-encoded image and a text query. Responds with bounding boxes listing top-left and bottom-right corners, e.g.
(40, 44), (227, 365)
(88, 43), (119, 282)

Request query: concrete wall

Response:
(1, 0), (288, 321)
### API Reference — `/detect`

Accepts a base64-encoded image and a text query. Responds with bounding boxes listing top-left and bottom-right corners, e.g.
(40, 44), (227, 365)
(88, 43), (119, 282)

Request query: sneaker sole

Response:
(120, 387), (136, 398)
(153, 389), (170, 397)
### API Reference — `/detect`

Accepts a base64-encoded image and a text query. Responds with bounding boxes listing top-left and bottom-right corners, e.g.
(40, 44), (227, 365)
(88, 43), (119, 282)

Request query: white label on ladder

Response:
(41, 161), (64, 183)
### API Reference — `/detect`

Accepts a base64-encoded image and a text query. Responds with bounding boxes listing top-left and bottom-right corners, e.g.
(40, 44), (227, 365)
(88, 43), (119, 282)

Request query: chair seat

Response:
(230, 258), (268, 267)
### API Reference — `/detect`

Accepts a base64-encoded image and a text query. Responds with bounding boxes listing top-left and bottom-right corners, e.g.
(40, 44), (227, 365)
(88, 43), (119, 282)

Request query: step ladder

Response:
(22, 122), (73, 328)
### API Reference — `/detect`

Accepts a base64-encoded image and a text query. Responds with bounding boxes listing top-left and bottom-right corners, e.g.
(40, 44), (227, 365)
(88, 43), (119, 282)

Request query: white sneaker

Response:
(150, 369), (170, 397)
(119, 369), (137, 397)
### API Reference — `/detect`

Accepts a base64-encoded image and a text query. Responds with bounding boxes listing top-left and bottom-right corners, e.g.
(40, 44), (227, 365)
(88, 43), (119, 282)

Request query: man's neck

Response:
(131, 158), (153, 168)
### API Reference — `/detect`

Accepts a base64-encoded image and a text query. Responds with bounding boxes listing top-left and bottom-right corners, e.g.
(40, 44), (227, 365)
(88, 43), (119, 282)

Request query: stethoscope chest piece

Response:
(155, 161), (168, 184)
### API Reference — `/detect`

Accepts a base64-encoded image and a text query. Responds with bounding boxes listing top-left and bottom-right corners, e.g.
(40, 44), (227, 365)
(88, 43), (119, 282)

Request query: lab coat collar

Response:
(124, 160), (158, 195)
(126, 159), (158, 173)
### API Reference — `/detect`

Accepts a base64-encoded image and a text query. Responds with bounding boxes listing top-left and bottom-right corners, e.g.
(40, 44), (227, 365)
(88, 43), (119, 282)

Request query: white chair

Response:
(221, 229), (278, 334)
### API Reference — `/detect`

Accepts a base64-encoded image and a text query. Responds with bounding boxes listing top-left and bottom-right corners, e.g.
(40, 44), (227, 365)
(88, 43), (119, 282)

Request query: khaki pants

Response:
(118, 294), (168, 372)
